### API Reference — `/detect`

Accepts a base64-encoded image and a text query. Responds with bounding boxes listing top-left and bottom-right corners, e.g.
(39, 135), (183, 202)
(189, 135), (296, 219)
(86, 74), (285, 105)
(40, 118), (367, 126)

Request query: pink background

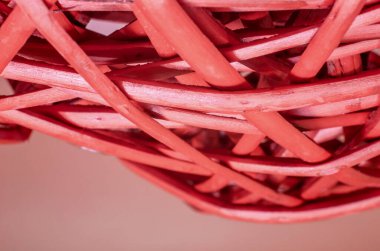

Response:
(1, 131), (380, 250)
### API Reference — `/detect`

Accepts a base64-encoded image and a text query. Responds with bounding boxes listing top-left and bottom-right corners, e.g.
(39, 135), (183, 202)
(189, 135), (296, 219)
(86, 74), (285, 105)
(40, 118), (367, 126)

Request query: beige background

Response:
(0, 132), (380, 251)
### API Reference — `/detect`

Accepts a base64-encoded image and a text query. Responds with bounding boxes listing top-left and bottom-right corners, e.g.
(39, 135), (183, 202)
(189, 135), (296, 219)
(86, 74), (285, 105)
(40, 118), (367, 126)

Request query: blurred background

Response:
(1, 131), (380, 251)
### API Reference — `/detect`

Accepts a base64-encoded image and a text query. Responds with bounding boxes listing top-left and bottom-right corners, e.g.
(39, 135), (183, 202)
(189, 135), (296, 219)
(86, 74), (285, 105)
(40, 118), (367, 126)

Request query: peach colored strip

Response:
(5, 60), (380, 114)
(132, 4), (176, 58)
(245, 111), (331, 163)
(0, 6), (35, 72)
(291, 0), (365, 79)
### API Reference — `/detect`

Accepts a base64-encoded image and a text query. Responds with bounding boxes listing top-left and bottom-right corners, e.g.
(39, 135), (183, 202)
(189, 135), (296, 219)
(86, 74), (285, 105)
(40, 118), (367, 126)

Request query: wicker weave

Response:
(2, 0), (380, 223)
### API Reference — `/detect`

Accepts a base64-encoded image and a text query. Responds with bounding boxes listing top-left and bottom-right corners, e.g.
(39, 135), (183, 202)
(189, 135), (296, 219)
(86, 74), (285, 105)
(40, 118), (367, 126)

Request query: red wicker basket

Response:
(2, 0), (380, 223)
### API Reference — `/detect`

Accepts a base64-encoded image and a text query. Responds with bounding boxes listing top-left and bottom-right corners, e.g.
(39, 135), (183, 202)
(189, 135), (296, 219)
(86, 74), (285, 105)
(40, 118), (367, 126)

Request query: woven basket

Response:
(2, 0), (380, 223)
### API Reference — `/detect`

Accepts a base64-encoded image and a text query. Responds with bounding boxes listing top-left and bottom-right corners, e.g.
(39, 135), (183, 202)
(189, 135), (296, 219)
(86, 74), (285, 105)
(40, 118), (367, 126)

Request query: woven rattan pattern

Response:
(1, 0), (380, 222)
